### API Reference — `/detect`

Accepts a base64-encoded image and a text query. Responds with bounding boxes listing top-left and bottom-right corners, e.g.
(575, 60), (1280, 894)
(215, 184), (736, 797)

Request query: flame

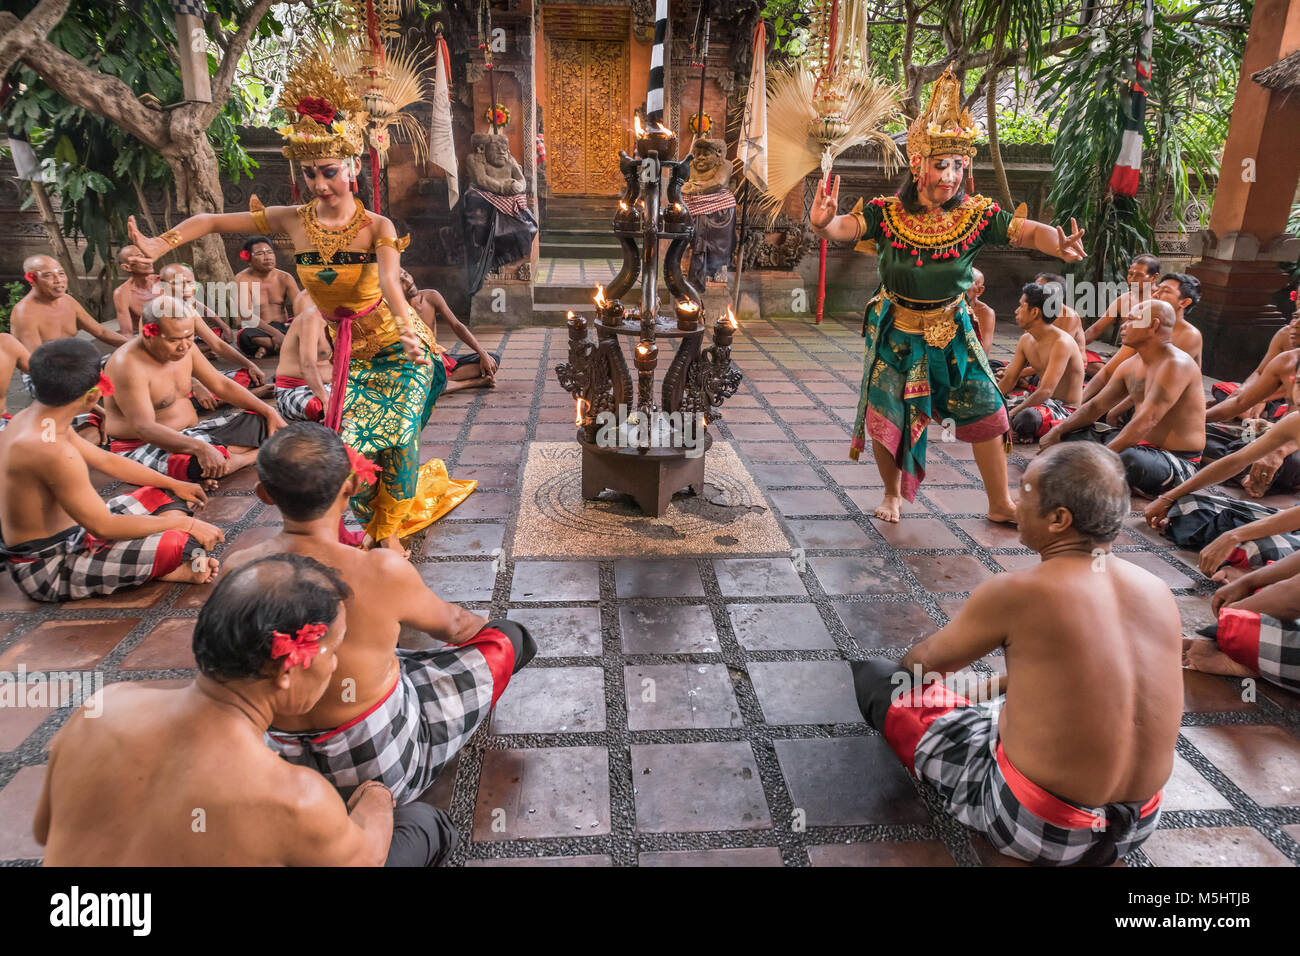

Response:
(594, 284), (607, 308)
(677, 299), (699, 312)
(618, 200), (629, 211)
(574, 396), (589, 426)
(636, 342), (650, 356)
(650, 122), (675, 137)
(634, 115), (645, 138)
(725, 307), (738, 329)
(566, 309), (576, 322)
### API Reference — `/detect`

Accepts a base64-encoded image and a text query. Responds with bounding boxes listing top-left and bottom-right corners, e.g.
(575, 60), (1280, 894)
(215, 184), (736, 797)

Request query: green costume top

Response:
(846, 194), (1027, 500)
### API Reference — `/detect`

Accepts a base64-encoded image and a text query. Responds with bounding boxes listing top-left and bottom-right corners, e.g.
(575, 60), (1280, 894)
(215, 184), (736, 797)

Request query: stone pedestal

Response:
(580, 431), (711, 518)
(470, 276), (536, 327)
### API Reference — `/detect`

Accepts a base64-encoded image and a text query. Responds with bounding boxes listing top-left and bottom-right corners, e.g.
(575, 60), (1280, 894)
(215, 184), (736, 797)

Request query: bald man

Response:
(966, 268), (997, 354)
(1083, 254), (1160, 375)
(11, 255), (127, 354)
(112, 245), (158, 338)
(103, 296), (285, 490)
(1041, 299), (1206, 499)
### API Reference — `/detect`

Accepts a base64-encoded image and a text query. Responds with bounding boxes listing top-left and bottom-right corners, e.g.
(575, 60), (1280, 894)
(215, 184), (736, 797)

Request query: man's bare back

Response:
(276, 308), (332, 381)
(992, 556), (1182, 804)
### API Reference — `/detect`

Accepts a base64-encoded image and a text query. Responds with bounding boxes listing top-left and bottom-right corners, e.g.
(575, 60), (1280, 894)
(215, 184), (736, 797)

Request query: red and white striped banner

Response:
(470, 187), (530, 220)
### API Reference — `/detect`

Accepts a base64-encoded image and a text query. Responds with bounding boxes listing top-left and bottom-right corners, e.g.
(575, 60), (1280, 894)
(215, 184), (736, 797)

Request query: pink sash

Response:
(322, 299), (382, 547)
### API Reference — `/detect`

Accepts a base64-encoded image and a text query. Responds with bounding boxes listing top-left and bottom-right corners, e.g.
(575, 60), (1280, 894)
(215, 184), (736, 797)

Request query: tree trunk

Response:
(163, 107), (233, 284)
(985, 66), (1014, 209)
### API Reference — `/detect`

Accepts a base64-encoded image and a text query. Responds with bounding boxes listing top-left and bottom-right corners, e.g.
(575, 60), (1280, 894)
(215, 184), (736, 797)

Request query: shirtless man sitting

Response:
(155, 263), (270, 404)
(1083, 254), (1160, 376)
(223, 423), (536, 811)
(1202, 341), (1300, 496)
(999, 282), (1085, 444)
(852, 442), (1181, 865)
(967, 268), (997, 354)
(400, 271), (500, 393)
(1207, 306), (1299, 421)
(1041, 300), (1206, 499)
(1084, 273), (1204, 413)
(1188, 545), (1300, 695)
(36, 553), (458, 866)
(11, 255), (128, 354)
(1145, 358), (1300, 581)
(112, 244), (158, 337)
(233, 236), (300, 359)
(1035, 273), (1088, 359)
(103, 296), (285, 490)
(0, 339), (220, 603)
(273, 290), (333, 423)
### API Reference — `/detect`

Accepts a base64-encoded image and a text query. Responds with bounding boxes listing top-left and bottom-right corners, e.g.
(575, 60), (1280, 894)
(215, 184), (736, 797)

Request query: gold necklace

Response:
(298, 197), (370, 265)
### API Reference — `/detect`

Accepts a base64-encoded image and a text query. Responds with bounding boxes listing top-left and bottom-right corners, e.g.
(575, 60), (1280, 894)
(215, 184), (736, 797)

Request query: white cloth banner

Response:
(430, 37), (459, 208)
(736, 21), (768, 193)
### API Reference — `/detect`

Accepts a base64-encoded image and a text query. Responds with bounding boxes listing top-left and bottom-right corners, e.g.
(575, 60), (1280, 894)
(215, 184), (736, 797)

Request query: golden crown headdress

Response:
(275, 42), (368, 162)
(906, 66), (978, 164)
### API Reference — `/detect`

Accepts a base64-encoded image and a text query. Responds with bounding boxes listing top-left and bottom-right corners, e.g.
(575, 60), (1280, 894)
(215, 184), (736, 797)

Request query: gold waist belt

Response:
(878, 290), (962, 350)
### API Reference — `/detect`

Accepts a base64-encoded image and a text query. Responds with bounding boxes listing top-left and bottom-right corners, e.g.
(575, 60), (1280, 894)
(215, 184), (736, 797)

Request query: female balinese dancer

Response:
(809, 67), (1086, 523)
(126, 51), (473, 555)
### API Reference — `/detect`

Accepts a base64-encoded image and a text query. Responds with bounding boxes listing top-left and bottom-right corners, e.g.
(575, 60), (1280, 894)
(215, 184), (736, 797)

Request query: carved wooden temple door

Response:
(545, 7), (631, 196)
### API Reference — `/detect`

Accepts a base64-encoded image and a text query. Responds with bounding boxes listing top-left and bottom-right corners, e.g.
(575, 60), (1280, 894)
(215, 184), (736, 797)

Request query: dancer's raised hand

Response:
(1057, 218), (1086, 262)
(809, 174), (841, 229)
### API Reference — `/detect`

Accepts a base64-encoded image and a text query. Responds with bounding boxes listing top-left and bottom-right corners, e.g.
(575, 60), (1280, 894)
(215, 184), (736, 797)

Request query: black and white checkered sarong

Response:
(1165, 491), (1300, 569)
(266, 627), (517, 805)
(275, 382), (327, 423)
(906, 694), (1162, 866)
(110, 408), (265, 478)
(1201, 609), (1300, 694)
(0, 487), (198, 602)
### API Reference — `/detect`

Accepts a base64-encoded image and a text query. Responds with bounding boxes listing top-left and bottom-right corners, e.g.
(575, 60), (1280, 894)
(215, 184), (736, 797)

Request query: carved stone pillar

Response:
(1187, 0), (1300, 380)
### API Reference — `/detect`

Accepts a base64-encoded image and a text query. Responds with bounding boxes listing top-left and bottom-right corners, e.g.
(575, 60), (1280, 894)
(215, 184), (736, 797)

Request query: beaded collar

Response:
(297, 197), (371, 265)
(874, 195), (1000, 267)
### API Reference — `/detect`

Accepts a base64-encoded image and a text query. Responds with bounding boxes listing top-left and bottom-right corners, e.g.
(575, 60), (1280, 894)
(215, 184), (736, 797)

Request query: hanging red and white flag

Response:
(1108, 0), (1153, 197)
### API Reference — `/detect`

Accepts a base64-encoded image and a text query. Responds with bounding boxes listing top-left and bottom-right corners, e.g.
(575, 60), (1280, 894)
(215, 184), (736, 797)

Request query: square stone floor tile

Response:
(620, 605), (720, 655)
(876, 517), (964, 550)
(1141, 827), (1293, 867)
(421, 522), (505, 558)
(713, 558), (807, 598)
(803, 441), (855, 462)
(491, 666), (606, 734)
(220, 523), (282, 562)
(776, 407), (832, 424)
(195, 494), (257, 525)
(631, 742), (772, 833)
(510, 561), (599, 602)
(473, 747), (611, 841)
(1181, 669), (1257, 713)
(784, 519), (872, 550)
(916, 461), (976, 485)
(614, 560), (704, 598)
(774, 737), (929, 826)
(0, 618), (139, 671)
(0, 766), (46, 860)
(792, 424), (850, 441)
(993, 552), (1039, 572)
(836, 601), (937, 650)
(625, 664), (743, 730)
(810, 554), (911, 595)
(738, 442), (807, 463)
(454, 465), (521, 490)
(418, 561), (498, 603)
(748, 661), (863, 725)
(468, 423), (526, 442)
(639, 848), (783, 866)
(506, 607), (602, 657)
(768, 489), (848, 518)
(952, 518), (1025, 549)
(0, 693), (59, 751)
(727, 423), (788, 441)
(458, 443), (526, 465)
(1161, 754), (1232, 812)
(1180, 725), (1300, 806)
(448, 492), (515, 520)
(751, 463), (823, 487)
(902, 554), (994, 593)
(728, 604), (837, 651)
(807, 841), (955, 866)
(119, 618), (196, 671)
(923, 487), (1012, 514)
(0, 574), (39, 611)
(823, 464), (883, 487)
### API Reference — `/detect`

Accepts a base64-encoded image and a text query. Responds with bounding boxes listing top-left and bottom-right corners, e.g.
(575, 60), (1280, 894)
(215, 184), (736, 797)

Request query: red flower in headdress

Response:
(297, 97), (336, 126)
(141, 322), (161, 338)
(346, 445), (380, 486)
(1291, 289), (1297, 303)
(94, 373), (114, 398)
(270, 622), (328, 672)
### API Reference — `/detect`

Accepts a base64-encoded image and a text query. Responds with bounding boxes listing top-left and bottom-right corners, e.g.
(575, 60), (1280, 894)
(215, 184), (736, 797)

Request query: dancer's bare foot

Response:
(253, 346), (268, 360)
(873, 494), (903, 523)
(1211, 565), (1248, 585)
(1182, 637), (1255, 678)
(160, 555), (220, 585)
(379, 533), (409, 559)
(987, 504), (1018, 525)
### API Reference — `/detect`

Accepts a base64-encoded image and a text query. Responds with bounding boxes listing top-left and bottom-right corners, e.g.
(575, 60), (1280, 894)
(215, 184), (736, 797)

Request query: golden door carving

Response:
(547, 37), (629, 195)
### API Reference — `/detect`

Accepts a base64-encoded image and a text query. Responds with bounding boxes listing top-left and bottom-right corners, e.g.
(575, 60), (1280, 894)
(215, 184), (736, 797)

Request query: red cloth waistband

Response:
(274, 375), (307, 388)
(995, 742), (1161, 829)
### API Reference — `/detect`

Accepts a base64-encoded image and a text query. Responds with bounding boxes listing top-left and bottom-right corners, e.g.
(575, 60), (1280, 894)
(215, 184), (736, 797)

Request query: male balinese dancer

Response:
(1145, 360), (1300, 580)
(400, 270), (500, 394)
(11, 255), (129, 354)
(38, 554), (458, 866)
(225, 423), (535, 809)
(808, 67), (1086, 522)
(274, 290), (333, 423)
(853, 443), (1182, 865)
(1083, 254), (1160, 375)
(126, 47), (473, 555)
(0, 339), (221, 603)
(1000, 282), (1084, 444)
(233, 235), (301, 358)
